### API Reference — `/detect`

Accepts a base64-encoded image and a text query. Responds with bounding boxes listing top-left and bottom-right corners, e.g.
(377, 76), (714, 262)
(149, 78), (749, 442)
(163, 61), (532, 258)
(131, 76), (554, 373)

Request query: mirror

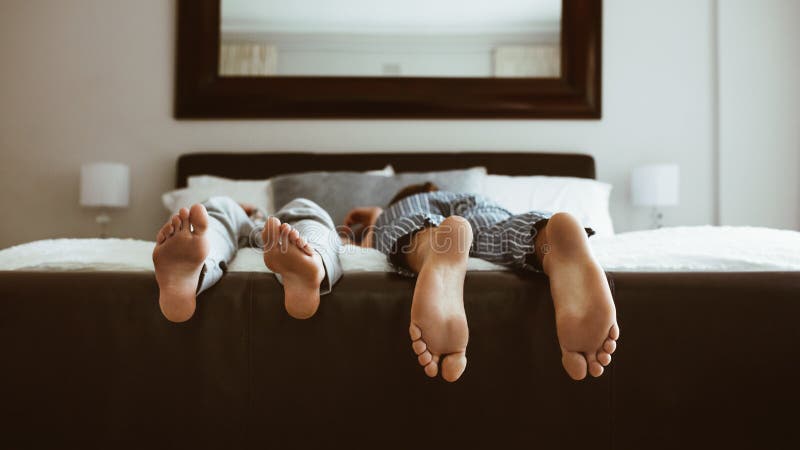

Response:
(219, 0), (561, 78)
(175, 0), (600, 119)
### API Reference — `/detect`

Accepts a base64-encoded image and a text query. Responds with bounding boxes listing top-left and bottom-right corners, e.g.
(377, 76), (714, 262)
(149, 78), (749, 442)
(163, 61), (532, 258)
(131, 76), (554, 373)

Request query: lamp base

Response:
(96, 212), (111, 238)
(650, 207), (664, 229)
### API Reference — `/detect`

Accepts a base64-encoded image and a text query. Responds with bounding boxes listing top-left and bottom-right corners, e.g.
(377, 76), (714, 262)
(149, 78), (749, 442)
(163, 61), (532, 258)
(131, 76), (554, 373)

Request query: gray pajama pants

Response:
(197, 196), (342, 295)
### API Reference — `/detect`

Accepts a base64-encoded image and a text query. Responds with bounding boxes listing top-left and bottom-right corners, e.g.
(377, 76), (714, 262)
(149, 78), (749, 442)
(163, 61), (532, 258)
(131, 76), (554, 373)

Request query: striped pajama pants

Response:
(373, 192), (593, 276)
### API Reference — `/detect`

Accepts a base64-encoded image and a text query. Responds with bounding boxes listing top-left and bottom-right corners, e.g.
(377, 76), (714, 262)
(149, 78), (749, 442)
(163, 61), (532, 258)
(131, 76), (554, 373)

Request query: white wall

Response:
(718, 0), (800, 229)
(0, 0), (721, 248)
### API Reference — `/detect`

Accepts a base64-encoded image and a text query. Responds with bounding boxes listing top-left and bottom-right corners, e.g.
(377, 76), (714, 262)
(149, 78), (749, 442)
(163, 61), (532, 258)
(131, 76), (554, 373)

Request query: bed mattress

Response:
(2, 226), (799, 272)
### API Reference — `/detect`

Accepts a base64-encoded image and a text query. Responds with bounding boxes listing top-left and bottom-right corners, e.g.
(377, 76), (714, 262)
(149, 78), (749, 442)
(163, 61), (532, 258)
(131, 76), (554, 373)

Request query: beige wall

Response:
(0, 0), (766, 248)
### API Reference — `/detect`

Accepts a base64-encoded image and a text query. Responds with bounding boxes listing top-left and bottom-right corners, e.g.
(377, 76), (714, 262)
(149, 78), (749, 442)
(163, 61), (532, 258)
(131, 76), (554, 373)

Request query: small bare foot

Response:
(541, 213), (620, 380)
(262, 217), (325, 319)
(409, 216), (472, 382)
(152, 204), (209, 323)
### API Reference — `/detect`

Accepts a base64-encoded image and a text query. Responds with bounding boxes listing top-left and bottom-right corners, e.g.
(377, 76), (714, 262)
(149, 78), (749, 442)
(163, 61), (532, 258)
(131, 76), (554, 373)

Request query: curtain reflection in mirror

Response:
(220, 43), (278, 76)
(493, 44), (560, 77)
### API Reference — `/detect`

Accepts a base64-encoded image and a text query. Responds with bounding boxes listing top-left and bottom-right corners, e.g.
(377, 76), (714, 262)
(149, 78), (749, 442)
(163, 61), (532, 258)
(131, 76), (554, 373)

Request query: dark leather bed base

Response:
(1, 270), (798, 449)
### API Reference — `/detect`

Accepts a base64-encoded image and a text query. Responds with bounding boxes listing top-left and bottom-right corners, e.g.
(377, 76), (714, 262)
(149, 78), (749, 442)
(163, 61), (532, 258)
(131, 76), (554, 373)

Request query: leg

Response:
(534, 213), (619, 380)
(153, 196), (258, 322)
(262, 198), (343, 319)
(200, 196), (263, 292)
(403, 216), (472, 382)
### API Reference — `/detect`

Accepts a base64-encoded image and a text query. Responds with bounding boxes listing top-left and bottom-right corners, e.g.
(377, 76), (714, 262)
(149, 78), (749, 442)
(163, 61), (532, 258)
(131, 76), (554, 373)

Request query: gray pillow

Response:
(271, 167), (487, 225)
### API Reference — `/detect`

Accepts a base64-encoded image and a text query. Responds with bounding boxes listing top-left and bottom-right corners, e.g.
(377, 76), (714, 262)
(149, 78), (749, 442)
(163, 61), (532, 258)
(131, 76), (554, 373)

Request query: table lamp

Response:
(631, 163), (679, 229)
(80, 162), (130, 237)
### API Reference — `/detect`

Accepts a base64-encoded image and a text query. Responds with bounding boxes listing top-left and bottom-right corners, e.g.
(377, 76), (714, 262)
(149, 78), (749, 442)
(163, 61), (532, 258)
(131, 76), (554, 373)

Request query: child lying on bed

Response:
(153, 185), (618, 382)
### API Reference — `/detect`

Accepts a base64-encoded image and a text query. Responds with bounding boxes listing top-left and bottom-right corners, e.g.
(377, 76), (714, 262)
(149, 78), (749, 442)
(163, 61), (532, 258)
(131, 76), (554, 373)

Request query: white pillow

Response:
(367, 165), (395, 176)
(162, 182), (272, 214)
(482, 175), (615, 236)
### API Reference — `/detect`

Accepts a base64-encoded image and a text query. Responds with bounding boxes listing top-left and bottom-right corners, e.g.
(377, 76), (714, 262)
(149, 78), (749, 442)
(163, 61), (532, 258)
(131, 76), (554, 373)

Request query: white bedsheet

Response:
(1, 226), (799, 273)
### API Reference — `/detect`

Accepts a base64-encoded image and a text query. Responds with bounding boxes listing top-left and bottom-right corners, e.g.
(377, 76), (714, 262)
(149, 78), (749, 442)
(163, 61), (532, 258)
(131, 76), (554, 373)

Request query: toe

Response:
(159, 221), (172, 236)
(279, 224), (291, 248)
(603, 338), (616, 354)
(266, 216), (281, 233)
(586, 352), (604, 377)
(288, 229), (300, 243)
(561, 347), (588, 380)
(409, 323), (422, 341)
(170, 215), (181, 233)
(418, 350), (433, 366)
(189, 204), (208, 235)
(295, 237), (314, 256)
(157, 222), (171, 243)
(424, 355), (439, 378)
(178, 208), (190, 230)
(263, 217), (281, 248)
(610, 322), (620, 340)
(597, 351), (612, 366)
(441, 352), (467, 382)
(412, 339), (427, 355)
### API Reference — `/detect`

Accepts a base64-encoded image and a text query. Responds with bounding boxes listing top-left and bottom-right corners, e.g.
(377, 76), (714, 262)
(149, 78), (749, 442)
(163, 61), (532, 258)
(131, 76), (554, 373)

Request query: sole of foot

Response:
(542, 212), (620, 380)
(409, 216), (472, 382)
(152, 204), (209, 323)
(262, 217), (325, 319)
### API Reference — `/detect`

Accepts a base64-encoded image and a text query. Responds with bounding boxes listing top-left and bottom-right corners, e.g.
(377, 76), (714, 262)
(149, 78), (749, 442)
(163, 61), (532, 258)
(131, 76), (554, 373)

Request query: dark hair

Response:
(388, 182), (439, 206)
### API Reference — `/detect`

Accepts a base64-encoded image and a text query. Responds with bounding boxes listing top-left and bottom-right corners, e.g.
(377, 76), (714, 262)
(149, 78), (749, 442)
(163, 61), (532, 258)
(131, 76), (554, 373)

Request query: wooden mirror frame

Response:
(175, 0), (601, 119)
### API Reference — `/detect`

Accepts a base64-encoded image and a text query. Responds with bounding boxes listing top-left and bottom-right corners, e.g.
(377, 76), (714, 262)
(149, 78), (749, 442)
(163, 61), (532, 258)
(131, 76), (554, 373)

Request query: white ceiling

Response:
(222, 0), (561, 34)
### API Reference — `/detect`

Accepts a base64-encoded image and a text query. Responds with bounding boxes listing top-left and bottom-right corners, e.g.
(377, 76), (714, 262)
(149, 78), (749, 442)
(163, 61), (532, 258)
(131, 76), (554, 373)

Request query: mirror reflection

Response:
(220, 0), (561, 78)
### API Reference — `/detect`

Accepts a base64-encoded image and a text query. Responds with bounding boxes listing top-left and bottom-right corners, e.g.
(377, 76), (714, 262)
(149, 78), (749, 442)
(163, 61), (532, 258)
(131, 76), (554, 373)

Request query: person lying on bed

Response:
(153, 197), (341, 322)
(342, 182), (619, 383)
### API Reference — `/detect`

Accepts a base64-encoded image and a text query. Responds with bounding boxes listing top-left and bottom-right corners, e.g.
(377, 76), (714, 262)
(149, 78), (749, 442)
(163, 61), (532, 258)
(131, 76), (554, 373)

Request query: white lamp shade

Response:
(631, 164), (679, 207)
(80, 162), (130, 208)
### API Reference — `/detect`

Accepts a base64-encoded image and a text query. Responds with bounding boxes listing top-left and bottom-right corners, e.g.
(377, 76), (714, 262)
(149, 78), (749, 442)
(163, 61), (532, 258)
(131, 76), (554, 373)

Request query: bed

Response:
(1, 152), (799, 450)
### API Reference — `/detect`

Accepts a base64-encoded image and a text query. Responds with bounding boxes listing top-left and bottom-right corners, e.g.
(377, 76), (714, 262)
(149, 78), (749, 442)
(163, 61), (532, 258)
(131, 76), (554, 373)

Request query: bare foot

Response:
(262, 217), (325, 319)
(541, 213), (620, 380)
(152, 204), (209, 323)
(408, 216), (472, 382)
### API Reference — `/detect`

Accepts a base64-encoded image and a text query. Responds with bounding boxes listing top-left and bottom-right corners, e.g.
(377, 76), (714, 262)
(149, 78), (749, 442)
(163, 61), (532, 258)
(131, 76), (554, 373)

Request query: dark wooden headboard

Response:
(176, 152), (595, 188)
